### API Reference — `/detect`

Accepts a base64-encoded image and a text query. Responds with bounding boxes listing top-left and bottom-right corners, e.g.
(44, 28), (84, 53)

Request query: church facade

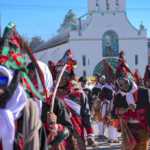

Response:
(35, 0), (148, 76)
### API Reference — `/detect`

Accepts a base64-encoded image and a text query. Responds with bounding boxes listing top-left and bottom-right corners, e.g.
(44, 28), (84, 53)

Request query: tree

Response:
(58, 9), (78, 33)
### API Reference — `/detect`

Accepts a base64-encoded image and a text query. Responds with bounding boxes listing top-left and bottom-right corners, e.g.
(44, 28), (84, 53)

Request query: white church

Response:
(35, 0), (148, 77)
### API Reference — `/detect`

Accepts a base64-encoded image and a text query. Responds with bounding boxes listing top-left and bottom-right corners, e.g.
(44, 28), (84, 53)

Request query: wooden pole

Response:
(50, 64), (67, 113)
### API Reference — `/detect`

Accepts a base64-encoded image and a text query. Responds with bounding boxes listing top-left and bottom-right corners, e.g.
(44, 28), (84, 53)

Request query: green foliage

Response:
(58, 9), (78, 33)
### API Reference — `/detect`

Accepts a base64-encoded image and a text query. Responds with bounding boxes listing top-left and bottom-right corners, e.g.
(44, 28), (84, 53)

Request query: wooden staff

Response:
(50, 64), (67, 113)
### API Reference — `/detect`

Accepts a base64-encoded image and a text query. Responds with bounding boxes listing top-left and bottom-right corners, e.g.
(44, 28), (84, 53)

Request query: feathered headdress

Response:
(0, 22), (46, 100)
(56, 49), (77, 76)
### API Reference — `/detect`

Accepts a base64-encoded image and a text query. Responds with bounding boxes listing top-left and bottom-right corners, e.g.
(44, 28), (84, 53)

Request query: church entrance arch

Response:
(93, 57), (119, 81)
(102, 30), (119, 57)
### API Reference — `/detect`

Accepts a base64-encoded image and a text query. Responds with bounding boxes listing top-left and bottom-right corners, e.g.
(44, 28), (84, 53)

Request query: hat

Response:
(56, 49), (77, 76)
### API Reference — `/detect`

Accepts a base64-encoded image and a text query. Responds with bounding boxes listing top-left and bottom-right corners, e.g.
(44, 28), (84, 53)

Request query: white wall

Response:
(88, 0), (126, 13)
(35, 10), (148, 77)
(69, 40), (102, 76)
(120, 38), (148, 75)
(35, 43), (69, 64)
(70, 12), (147, 76)
(88, 0), (97, 13)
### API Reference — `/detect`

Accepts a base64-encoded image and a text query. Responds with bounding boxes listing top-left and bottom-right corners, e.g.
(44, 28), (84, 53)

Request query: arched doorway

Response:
(93, 57), (119, 81)
(102, 30), (119, 57)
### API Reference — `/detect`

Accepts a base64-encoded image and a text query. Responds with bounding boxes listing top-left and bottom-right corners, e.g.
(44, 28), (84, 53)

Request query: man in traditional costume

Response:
(0, 22), (72, 150)
(78, 76), (93, 110)
(0, 22), (43, 150)
(41, 96), (73, 150)
(91, 75), (104, 119)
(0, 22), (45, 101)
(0, 65), (26, 150)
(100, 84), (119, 143)
(113, 74), (150, 150)
(27, 61), (73, 150)
(0, 65), (42, 150)
(53, 49), (96, 149)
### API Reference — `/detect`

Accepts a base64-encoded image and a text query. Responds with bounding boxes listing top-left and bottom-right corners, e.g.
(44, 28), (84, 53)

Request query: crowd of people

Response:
(0, 22), (150, 150)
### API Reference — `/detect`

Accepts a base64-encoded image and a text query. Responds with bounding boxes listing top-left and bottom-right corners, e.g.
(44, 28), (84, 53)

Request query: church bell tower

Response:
(88, 0), (126, 13)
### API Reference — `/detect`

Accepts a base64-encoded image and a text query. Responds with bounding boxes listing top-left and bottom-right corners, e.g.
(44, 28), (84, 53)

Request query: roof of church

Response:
(34, 32), (70, 53)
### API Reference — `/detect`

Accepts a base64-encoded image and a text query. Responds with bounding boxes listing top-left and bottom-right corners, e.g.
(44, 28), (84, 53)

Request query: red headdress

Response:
(0, 22), (47, 100)
(116, 54), (133, 80)
(56, 49), (77, 77)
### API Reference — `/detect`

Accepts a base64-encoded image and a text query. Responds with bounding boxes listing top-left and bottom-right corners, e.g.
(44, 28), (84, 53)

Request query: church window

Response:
(148, 41), (150, 48)
(106, 0), (110, 10)
(96, 0), (99, 7)
(148, 56), (150, 64)
(135, 54), (138, 65)
(83, 70), (86, 77)
(96, 0), (100, 11)
(115, 0), (119, 10)
(116, 0), (119, 6)
(82, 55), (86, 66)
(102, 30), (119, 57)
(88, 59), (90, 65)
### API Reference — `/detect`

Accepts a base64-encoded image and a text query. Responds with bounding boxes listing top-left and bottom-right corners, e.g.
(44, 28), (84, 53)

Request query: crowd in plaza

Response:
(0, 22), (150, 150)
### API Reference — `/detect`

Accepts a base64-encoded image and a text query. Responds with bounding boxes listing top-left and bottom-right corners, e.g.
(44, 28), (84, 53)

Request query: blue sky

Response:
(0, 0), (150, 40)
